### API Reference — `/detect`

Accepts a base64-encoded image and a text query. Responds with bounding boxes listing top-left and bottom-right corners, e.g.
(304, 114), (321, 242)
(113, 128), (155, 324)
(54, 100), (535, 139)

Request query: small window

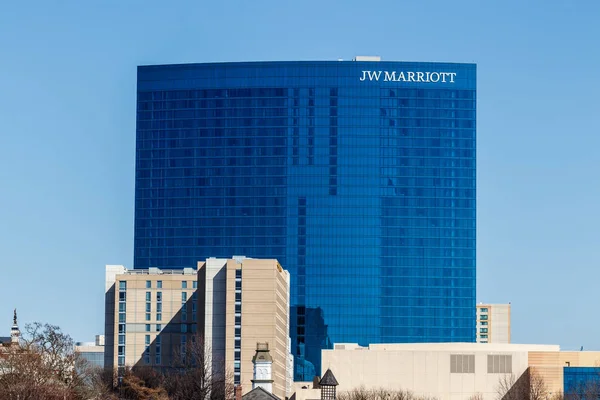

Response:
(118, 346), (125, 356)
(119, 303), (126, 312)
(156, 313), (162, 321)
(118, 356), (125, 366)
(146, 292), (151, 302)
(182, 292), (187, 302)
(193, 281), (197, 289)
(157, 292), (162, 302)
(119, 313), (125, 323)
(182, 281), (188, 289)
(155, 355), (161, 365)
(480, 315), (488, 320)
(118, 334), (125, 345)
(156, 324), (161, 332)
(157, 281), (162, 289)
(119, 292), (126, 302)
(182, 312), (187, 322)
(145, 335), (150, 345)
(235, 269), (242, 279)
(146, 281), (151, 289)
(481, 321), (488, 326)
(118, 324), (126, 334)
(192, 292), (197, 301)
(480, 308), (488, 312)
(146, 303), (151, 312)
(181, 324), (187, 333)
(119, 281), (127, 291)
(192, 313), (197, 322)
(157, 303), (162, 312)
(145, 324), (151, 332)
(145, 313), (151, 321)
(480, 328), (488, 333)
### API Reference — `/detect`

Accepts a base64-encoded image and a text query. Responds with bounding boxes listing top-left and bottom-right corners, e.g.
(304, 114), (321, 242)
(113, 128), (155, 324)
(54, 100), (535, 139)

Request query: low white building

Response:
(322, 343), (559, 400)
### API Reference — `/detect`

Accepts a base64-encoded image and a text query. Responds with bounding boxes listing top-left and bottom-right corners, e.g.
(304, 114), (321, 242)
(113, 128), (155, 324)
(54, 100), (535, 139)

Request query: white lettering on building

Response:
(360, 70), (457, 83)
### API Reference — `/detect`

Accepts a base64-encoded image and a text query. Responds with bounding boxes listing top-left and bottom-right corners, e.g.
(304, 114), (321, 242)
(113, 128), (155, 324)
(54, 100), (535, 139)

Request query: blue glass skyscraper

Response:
(134, 59), (476, 379)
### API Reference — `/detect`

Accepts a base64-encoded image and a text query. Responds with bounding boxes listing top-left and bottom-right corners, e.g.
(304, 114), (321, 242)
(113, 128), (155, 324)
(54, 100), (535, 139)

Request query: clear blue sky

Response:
(1, 0), (599, 348)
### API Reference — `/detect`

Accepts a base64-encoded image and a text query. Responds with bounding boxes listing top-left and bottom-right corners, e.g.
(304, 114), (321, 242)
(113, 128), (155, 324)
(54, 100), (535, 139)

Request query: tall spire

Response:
(10, 309), (20, 344)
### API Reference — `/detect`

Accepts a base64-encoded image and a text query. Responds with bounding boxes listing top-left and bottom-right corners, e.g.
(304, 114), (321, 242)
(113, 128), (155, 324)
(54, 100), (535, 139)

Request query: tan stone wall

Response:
(529, 351), (600, 394)
(111, 272), (197, 368)
(233, 259), (289, 400)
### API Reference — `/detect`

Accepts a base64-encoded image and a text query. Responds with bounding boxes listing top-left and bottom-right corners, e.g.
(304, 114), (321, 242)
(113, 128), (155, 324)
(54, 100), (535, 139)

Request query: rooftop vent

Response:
(352, 56), (381, 62)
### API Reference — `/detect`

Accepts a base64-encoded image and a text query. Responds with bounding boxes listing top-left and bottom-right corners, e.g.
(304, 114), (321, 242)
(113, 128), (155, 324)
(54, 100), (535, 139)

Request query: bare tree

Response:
(0, 322), (94, 400)
(496, 373), (522, 400)
(530, 370), (549, 400)
(76, 365), (118, 400)
(565, 380), (600, 400)
(468, 393), (484, 400)
(163, 333), (234, 400)
(496, 368), (548, 400)
(117, 367), (169, 400)
(337, 386), (439, 400)
(0, 344), (67, 399)
(548, 392), (564, 400)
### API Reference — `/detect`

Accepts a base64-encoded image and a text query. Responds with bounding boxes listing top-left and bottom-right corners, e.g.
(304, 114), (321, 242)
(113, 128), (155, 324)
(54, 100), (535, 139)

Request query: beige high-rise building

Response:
(198, 257), (291, 400)
(104, 265), (199, 369)
(476, 303), (511, 344)
(104, 257), (292, 399)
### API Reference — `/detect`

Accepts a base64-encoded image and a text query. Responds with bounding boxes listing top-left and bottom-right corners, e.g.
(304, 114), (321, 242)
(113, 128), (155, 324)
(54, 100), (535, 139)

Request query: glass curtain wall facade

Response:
(134, 61), (476, 379)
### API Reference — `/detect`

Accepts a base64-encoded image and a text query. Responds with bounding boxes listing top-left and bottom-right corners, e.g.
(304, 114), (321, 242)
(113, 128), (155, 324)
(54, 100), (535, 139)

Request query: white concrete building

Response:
(322, 343), (559, 400)
(476, 303), (511, 344)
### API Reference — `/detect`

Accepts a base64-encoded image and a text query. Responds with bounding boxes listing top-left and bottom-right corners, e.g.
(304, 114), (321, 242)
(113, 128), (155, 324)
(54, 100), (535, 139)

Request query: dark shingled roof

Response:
(0, 337), (10, 345)
(242, 386), (280, 400)
(319, 369), (339, 386)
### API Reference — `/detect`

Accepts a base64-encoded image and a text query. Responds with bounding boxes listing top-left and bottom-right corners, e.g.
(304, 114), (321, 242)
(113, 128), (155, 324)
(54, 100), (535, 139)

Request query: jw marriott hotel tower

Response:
(133, 57), (476, 379)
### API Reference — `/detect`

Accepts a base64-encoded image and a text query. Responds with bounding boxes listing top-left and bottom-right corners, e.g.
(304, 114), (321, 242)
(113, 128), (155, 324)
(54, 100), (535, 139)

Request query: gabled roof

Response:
(319, 368), (339, 386)
(242, 386), (281, 400)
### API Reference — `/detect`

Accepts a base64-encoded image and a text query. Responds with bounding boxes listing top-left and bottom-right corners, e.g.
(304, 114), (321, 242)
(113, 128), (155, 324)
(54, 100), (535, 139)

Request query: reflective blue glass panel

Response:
(134, 61), (476, 379)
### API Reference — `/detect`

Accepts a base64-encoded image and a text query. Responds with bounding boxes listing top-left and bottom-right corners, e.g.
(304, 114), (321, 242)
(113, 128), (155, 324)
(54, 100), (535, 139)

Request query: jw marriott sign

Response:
(360, 70), (457, 83)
